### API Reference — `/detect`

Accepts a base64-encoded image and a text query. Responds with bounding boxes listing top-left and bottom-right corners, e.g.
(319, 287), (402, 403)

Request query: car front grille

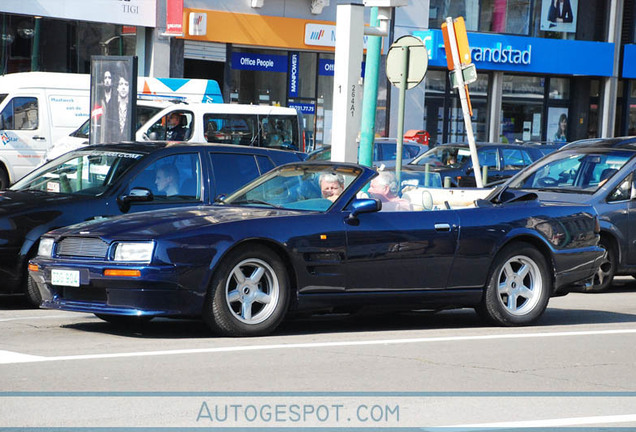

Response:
(57, 237), (109, 259)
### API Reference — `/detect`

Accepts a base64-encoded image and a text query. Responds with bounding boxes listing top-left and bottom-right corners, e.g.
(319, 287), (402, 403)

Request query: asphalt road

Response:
(2, 278), (636, 429)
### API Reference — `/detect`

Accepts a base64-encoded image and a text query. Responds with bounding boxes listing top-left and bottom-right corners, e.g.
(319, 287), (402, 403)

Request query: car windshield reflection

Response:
(507, 150), (633, 193)
(10, 150), (143, 196)
(224, 164), (363, 211)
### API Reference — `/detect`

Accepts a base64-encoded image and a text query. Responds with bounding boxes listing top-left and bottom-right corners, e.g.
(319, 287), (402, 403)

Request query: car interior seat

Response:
(179, 177), (198, 198)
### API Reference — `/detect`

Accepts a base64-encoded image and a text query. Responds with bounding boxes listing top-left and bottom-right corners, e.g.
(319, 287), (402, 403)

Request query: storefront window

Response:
(549, 77), (570, 100)
(0, 14), (134, 74)
(479, 0), (531, 35)
(229, 48), (287, 106)
(501, 74), (545, 142)
(422, 70), (447, 146)
(429, 0), (479, 30)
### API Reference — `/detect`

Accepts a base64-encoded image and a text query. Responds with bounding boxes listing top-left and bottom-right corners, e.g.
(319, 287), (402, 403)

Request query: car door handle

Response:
(434, 223), (451, 231)
(32, 136), (46, 141)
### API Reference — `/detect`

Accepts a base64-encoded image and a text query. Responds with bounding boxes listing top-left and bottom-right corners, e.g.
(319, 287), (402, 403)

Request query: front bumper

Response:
(29, 259), (204, 317)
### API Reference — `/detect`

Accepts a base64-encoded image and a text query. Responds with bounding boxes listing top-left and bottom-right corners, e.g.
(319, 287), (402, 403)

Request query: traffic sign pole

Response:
(444, 17), (483, 188)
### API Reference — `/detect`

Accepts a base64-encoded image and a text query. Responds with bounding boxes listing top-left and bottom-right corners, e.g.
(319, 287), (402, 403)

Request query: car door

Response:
(499, 147), (535, 182)
(0, 95), (46, 183)
(208, 150), (278, 198)
(344, 208), (460, 291)
(125, 151), (205, 214)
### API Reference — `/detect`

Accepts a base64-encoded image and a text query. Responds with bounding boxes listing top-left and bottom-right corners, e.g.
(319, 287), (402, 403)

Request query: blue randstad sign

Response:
(623, 44), (636, 78)
(231, 53), (288, 73)
(413, 30), (614, 77)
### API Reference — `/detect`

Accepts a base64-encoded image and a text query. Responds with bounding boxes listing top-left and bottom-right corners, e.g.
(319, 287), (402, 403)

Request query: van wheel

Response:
(0, 167), (9, 189)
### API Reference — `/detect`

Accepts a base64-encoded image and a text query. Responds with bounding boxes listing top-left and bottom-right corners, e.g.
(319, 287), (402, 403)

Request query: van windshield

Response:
(11, 150), (143, 196)
(71, 104), (164, 139)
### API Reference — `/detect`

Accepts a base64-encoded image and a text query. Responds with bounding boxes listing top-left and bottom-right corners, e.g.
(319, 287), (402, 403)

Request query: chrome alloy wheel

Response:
(225, 258), (280, 325)
(496, 255), (543, 316)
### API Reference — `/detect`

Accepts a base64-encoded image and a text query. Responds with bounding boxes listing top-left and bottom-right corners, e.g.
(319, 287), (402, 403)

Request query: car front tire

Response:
(204, 245), (289, 337)
(477, 243), (551, 326)
(25, 274), (42, 307)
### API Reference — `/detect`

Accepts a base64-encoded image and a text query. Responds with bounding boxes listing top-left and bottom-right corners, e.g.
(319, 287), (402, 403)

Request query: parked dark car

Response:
(307, 138), (428, 168)
(0, 141), (305, 305)
(30, 162), (602, 336)
(492, 136), (636, 292)
(406, 142), (548, 187)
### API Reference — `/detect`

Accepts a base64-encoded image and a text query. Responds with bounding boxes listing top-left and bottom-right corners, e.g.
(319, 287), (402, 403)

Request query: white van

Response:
(0, 72), (223, 187)
(137, 103), (306, 152)
(41, 99), (176, 164)
(0, 72), (90, 188)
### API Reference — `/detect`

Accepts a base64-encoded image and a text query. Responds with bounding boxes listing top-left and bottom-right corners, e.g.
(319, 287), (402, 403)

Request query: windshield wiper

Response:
(230, 199), (283, 209)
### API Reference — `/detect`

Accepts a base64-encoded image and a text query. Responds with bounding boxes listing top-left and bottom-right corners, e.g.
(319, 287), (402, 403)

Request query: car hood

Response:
(0, 190), (94, 216)
(49, 205), (312, 239)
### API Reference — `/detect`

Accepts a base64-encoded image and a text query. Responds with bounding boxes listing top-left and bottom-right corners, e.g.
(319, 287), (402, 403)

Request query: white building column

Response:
(600, 0), (624, 137)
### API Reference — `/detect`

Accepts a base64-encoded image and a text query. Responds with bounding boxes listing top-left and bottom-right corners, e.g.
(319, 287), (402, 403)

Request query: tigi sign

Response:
(0, 0), (157, 27)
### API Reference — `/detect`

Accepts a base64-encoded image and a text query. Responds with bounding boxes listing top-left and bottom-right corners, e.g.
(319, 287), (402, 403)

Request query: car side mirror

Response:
(214, 194), (226, 203)
(118, 187), (154, 212)
(348, 198), (381, 220)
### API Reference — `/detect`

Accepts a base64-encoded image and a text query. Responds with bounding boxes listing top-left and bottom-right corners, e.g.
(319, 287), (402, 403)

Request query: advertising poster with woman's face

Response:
(89, 56), (137, 144)
(540, 0), (578, 33)
(548, 107), (569, 144)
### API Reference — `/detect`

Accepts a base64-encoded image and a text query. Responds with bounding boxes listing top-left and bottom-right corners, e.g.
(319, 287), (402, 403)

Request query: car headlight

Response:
(113, 241), (154, 263)
(38, 237), (55, 257)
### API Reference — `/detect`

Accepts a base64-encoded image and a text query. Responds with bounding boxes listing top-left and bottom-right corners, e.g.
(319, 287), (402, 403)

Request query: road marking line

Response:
(450, 413), (636, 427)
(0, 350), (44, 363)
(1, 327), (636, 365)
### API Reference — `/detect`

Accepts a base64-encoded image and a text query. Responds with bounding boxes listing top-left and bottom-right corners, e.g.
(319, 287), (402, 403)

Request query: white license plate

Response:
(51, 269), (80, 287)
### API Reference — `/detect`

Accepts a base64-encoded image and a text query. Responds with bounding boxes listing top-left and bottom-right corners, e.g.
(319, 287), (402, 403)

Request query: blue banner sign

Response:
(623, 44), (636, 78)
(288, 102), (315, 115)
(288, 52), (299, 97)
(412, 29), (614, 77)
(318, 59), (366, 77)
(231, 53), (288, 73)
(319, 59), (335, 76)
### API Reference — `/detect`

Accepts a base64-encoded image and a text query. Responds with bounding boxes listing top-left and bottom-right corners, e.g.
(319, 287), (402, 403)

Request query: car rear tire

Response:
(25, 274), (42, 307)
(94, 314), (153, 326)
(477, 243), (551, 326)
(203, 245), (289, 337)
(584, 238), (616, 293)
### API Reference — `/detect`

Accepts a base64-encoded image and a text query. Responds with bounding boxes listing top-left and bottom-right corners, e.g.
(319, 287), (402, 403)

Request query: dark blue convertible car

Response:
(29, 162), (603, 336)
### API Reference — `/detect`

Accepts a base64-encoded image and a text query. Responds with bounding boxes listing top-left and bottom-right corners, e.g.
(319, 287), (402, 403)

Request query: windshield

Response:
(11, 150), (144, 196)
(224, 164), (363, 211)
(71, 104), (163, 139)
(507, 150), (633, 193)
(410, 146), (467, 168)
